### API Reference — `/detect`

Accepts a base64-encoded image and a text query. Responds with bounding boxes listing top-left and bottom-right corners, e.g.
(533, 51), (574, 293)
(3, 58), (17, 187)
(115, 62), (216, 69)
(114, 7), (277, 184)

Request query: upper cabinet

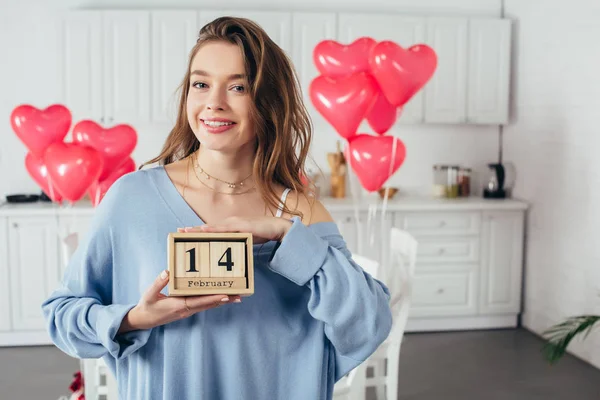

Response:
(198, 11), (292, 54)
(467, 19), (511, 124)
(57, 10), (511, 127)
(59, 11), (150, 126)
(150, 11), (199, 124)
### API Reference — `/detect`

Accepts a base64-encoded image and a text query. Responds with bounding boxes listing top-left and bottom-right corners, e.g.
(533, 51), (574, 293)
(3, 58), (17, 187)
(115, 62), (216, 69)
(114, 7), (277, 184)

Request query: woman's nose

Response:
(206, 89), (227, 111)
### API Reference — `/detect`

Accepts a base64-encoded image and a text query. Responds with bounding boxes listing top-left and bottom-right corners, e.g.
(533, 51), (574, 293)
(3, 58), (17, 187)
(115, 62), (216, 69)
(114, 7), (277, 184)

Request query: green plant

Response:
(543, 315), (600, 364)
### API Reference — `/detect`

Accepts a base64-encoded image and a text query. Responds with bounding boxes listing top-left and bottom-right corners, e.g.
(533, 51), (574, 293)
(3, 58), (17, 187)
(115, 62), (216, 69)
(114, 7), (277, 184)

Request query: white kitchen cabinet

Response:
(292, 12), (337, 130)
(198, 11), (292, 54)
(479, 211), (524, 315)
(338, 14), (426, 124)
(0, 217), (10, 332)
(58, 11), (103, 123)
(423, 18), (468, 123)
(151, 11), (199, 124)
(57, 214), (94, 277)
(467, 19), (511, 124)
(59, 11), (150, 125)
(8, 215), (59, 331)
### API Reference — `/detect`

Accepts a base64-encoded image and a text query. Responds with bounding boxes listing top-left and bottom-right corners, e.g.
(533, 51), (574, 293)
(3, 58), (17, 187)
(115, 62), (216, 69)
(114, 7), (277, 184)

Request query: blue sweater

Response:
(42, 166), (393, 400)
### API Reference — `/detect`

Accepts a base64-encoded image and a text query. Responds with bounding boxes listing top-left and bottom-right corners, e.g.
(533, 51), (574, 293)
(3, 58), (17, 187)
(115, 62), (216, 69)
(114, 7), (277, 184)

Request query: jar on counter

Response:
(458, 167), (471, 197)
(432, 165), (447, 198)
(445, 166), (459, 198)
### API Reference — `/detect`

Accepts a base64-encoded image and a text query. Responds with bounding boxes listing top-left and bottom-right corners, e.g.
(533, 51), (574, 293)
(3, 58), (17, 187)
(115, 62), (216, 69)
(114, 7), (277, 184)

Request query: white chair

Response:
(334, 227), (418, 400)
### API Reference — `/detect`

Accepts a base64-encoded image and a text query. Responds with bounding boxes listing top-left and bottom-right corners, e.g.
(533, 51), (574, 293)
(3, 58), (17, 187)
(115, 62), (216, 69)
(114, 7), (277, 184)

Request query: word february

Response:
(188, 280), (234, 288)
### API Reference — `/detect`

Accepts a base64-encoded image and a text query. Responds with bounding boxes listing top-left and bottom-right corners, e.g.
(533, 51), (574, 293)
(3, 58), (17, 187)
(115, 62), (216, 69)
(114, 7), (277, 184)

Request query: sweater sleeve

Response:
(268, 216), (393, 381)
(41, 178), (153, 360)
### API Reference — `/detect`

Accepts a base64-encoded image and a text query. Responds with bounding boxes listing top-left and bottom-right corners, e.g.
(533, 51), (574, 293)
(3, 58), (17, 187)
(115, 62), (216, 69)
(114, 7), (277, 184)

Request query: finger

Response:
(185, 294), (241, 310)
(144, 270), (169, 301)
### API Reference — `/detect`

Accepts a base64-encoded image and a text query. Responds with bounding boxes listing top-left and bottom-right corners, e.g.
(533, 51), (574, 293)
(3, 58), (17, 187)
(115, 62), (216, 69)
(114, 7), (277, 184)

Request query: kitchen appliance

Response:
(483, 163), (506, 198)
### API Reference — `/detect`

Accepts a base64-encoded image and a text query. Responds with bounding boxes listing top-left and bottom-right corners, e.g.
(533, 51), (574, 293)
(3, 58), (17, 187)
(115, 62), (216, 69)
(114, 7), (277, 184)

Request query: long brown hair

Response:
(142, 16), (313, 218)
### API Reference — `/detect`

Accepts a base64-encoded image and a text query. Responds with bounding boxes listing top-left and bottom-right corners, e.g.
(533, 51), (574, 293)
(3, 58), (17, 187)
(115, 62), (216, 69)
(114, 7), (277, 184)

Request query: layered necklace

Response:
(191, 153), (256, 195)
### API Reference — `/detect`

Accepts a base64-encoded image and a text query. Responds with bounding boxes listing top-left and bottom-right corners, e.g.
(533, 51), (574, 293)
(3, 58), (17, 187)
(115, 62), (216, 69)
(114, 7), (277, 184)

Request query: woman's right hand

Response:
(118, 270), (241, 333)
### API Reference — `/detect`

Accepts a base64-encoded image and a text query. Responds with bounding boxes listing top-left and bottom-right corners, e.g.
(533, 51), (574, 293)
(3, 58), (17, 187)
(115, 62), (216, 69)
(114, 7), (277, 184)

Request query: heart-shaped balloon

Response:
(309, 72), (378, 139)
(345, 134), (406, 192)
(24, 152), (63, 202)
(313, 37), (376, 78)
(369, 41), (437, 107)
(10, 104), (72, 157)
(366, 91), (402, 135)
(44, 142), (104, 203)
(88, 157), (136, 207)
(72, 120), (137, 181)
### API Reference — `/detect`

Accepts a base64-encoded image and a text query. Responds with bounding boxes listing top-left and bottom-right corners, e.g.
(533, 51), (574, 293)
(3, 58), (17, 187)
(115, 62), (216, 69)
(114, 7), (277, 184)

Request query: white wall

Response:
(504, 0), (600, 369)
(0, 0), (503, 199)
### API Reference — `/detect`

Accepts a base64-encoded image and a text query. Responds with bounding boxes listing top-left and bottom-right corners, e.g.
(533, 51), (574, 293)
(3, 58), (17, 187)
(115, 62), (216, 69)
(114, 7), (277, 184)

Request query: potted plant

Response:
(543, 315), (600, 363)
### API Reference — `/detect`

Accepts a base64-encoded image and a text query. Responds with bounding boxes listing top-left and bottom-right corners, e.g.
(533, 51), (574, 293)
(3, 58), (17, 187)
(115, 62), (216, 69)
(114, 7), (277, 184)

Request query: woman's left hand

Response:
(179, 216), (293, 244)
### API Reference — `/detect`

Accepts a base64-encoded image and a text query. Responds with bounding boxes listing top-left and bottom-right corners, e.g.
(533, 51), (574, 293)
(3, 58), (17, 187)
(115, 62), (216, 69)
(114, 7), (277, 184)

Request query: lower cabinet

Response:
(0, 203), (526, 346)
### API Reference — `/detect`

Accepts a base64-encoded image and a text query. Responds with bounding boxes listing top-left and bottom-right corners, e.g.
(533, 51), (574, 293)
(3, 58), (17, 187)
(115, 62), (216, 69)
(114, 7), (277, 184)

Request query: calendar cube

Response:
(167, 232), (254, 296)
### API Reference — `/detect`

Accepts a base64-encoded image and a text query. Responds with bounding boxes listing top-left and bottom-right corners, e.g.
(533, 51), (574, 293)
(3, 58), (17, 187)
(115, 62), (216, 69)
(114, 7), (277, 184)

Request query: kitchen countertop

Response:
(0, 195), (528, 216)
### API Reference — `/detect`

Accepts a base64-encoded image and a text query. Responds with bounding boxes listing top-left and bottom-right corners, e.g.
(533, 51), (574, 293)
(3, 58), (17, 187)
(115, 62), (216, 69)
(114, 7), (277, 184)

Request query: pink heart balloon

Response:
(366, 91), (402, 135)
(345, 134), (406, 192)
(44, 142), (104, 203)
(369, 41), (437, 107)
(24, 152), (63, 202)
(309, 72), (378, 139)
(313, 37), (376, 78)
(88, 157), (136, 207)
(10, 104), (72, 157)
(72, 120), (137, 181)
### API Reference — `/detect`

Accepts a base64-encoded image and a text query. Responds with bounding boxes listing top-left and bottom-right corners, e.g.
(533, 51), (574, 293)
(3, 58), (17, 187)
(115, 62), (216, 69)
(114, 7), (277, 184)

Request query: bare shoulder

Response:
(285, 190), (333, 225)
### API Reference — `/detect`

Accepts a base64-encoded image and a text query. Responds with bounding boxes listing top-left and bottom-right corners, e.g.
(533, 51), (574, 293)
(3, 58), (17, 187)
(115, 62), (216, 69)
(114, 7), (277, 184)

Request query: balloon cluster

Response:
(10, 104), (137, 206)
(309, 37), (437, 192)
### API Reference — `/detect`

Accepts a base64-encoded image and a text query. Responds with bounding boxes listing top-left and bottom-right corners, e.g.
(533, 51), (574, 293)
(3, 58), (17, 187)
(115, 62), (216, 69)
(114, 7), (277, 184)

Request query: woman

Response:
(42, 16), (392, 400)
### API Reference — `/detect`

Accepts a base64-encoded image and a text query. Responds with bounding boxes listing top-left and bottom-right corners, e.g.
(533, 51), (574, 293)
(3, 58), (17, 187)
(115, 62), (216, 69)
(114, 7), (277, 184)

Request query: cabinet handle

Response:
(108, 117), (114, 123)
(438, 248), (446, 255)
(439, 221), (446, 227)
(100, 117), (105, 123)
(437, 288), (445, 294)
(12, 223), (18, 228)
(345, 217), (352, 223)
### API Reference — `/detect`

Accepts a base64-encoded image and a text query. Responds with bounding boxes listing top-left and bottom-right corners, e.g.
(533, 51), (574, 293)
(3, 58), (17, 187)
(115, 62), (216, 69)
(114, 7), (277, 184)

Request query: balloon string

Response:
(345, 142), (363, 257)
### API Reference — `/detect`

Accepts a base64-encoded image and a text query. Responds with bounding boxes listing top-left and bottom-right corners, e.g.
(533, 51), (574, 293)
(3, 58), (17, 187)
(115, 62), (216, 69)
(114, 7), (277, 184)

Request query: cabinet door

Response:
(479, 211), (524, 314)
(57, 215), (93, 277)
(8, 216), (59, 331)
(292, 13), (337, 130)
(151, 11), (199, 124)
(423, 17), (468, 123)
(331, 211), (389, 263)
(338, 14), (426, 124)
(0, 218), (10, 331)
(103, 11), (151, 124)
(467, 19), (511, 124)
(58, 11), (103, 123)
(198, 11), (293, 54)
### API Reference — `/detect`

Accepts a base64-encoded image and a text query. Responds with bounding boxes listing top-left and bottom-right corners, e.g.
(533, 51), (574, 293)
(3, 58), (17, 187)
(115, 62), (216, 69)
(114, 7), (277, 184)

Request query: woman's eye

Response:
(192, 82), (207, 89)
(232, 85), (245, 93)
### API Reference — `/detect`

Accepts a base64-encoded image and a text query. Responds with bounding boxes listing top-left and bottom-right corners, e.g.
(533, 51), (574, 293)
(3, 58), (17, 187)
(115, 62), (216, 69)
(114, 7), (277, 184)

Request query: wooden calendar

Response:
(167, 232), (254, 296)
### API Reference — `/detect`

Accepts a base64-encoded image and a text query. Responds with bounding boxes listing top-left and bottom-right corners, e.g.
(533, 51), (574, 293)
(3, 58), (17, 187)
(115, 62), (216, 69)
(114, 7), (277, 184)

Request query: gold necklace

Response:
(191, 159), (256, 196)
(194, 156), (253, 189)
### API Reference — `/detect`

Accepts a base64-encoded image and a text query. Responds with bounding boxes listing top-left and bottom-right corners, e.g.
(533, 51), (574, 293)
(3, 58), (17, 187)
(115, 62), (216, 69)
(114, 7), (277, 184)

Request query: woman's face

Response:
(187, 41), (255, 154)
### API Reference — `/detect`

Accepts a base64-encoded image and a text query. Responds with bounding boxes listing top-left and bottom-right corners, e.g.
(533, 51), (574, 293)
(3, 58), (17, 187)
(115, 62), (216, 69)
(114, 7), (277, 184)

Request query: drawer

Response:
(410, 271), (477, 317)
(416, 237), (479, 265)
(395, 212), (480, 236)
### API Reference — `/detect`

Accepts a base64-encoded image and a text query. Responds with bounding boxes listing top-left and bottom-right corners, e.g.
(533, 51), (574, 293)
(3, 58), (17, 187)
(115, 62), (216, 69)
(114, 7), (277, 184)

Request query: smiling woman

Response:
(41, 16), (393, 400)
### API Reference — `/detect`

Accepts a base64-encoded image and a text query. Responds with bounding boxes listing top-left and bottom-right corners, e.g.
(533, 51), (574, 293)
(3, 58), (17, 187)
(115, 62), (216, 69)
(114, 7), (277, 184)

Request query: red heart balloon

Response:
(366, 92), (402, 135)
(10, 104), (72, 157)
(24, 152), (63, 202)
(44, 142), (104, 203)
(72, 120), (137, 181)
(345, 134), (406, 192)
(369, 41), (437, 107)
(88, 157), (136, 207)
(313, 37), (376, 78)
(309, 72), (378, 139)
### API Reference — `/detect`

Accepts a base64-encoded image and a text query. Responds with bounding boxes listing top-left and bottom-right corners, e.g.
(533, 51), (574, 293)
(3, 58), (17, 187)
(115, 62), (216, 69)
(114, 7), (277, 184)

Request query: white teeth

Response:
(203, 120), (233, 127)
